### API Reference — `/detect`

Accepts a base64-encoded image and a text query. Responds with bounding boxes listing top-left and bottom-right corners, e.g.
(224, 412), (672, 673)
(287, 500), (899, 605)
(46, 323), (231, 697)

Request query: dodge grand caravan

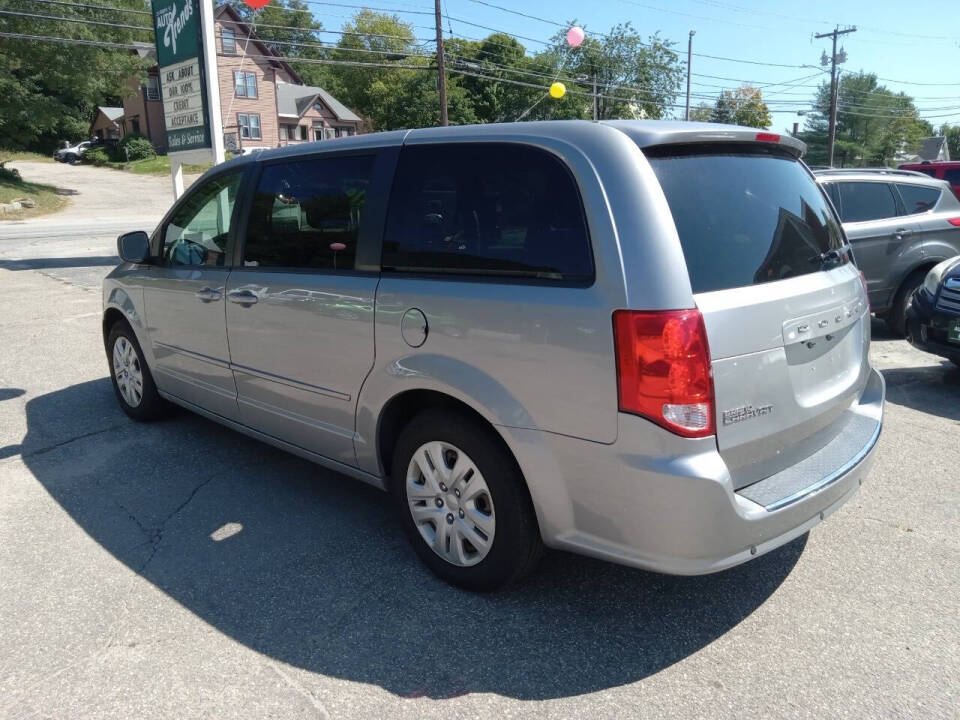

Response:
(103, 121), (885, 590)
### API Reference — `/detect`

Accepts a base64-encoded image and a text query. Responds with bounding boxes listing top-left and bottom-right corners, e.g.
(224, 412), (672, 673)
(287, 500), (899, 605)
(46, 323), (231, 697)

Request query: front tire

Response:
(106, 322), (167, 421)
(391, 408), (543, 591)
(887, 269), (926, 337)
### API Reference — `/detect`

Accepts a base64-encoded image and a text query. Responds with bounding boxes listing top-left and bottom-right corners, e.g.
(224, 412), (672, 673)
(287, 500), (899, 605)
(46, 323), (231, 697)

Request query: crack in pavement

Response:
(0, 424), (123, 463)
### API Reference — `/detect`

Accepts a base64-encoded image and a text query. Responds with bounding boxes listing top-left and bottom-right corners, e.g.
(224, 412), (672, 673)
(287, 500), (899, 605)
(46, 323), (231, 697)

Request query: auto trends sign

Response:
(152, 0), (210, 153)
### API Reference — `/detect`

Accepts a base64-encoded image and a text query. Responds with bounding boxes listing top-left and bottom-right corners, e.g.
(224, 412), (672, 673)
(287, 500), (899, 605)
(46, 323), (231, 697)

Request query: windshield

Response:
(644, 144), (846, 294)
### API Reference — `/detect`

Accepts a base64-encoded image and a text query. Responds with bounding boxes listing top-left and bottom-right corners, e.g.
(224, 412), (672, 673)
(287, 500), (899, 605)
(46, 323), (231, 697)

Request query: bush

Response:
(117, 134), (156, 161)
(84, 147), (111, 166)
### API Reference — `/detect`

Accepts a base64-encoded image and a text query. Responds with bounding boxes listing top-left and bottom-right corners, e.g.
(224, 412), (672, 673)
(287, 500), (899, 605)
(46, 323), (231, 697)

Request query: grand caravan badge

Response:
(722, 404), (774, 426)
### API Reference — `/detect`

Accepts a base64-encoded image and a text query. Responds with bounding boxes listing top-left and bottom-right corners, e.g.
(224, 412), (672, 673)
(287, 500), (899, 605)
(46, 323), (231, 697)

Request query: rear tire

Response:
(106, 321), (168, 421)
(391, 408), (543, 591)
(66, 153), (78, 165)
(886, 269), (926, 337)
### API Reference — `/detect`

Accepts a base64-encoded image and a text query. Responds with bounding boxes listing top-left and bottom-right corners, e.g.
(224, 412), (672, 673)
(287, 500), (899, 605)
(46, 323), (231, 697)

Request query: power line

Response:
(0, 8), (153, 32)
(25, 0), (151, 15)
(0, 29), (141, 49)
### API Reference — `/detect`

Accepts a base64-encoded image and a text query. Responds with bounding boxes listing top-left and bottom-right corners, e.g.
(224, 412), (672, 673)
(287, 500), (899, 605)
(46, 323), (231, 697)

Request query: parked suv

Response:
(898, 161), (960, 199)
(906, 256), (960, 366)
(54, 140), (93, 164)
(103, 121), (885, 590)
(815, 169), (960, 335)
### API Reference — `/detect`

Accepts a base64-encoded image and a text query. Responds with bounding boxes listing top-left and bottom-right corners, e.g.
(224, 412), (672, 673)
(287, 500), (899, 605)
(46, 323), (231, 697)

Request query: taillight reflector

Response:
(948, 218), (960, 227)
(755, 132), (781, 143)
(613, 309), (715, 438)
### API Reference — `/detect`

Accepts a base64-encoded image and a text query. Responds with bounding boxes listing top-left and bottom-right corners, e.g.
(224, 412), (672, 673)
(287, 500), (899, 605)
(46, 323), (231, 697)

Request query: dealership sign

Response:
(152, 0), (210, 153)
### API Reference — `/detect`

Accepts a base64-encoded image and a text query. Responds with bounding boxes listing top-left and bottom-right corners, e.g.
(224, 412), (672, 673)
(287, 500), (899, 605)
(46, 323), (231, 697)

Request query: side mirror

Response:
(117, 231), (151, 264)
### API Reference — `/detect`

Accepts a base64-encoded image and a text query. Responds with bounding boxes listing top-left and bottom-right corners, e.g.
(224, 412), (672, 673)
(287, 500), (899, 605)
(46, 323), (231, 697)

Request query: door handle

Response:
(195, 287), (222, 302)
(228, 289), (259, 306)
(894, 228), (913, 240)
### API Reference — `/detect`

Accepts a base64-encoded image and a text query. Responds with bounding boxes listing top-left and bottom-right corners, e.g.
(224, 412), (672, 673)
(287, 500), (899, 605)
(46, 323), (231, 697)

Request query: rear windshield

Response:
(645, 145), (846, 294)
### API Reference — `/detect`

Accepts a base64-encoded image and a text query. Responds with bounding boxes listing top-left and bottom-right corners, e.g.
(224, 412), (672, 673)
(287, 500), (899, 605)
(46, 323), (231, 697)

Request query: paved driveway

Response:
(4, 161), (199, 227)
(0, 222), (957, 718)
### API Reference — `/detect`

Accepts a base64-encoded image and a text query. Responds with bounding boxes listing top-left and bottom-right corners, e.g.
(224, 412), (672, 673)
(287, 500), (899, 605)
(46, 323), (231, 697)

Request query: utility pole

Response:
(685, 30), (695, 121)
(814, 25), (856, 166)
(434, 0), (448, 126)
(592, 74), (598, 121)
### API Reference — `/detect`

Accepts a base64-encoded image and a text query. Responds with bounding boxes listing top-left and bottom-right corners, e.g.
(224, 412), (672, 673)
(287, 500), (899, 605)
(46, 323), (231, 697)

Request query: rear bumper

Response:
(906, 290), (960, 363)
(504, 368), (884, 575)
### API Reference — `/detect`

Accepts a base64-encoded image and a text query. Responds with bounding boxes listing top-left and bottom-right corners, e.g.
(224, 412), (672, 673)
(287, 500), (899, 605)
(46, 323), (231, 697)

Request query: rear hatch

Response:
(644, 141), (870, 487)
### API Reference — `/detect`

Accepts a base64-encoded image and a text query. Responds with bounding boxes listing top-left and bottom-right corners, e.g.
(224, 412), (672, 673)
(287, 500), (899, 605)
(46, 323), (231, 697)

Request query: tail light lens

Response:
(613, 309), (715, 438)
(947, 218), (960, 227)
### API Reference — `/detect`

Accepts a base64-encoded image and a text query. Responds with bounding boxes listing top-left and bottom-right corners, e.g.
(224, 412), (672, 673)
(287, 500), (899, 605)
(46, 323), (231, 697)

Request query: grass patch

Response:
(0, 168), (69, 220)
(0, 149), (55, 163)
(106, 155), (211, 175)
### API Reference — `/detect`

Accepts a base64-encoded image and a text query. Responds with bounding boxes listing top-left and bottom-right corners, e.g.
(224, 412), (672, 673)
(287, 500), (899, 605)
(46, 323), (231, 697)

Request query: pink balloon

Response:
(566, 26), (585, 47)
(329, 242), (346, 251)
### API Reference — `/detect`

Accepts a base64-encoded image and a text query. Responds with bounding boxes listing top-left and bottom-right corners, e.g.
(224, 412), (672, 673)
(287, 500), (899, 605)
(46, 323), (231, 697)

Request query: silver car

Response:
(815, 169), (960, 335)
(103, 121), (885, 590)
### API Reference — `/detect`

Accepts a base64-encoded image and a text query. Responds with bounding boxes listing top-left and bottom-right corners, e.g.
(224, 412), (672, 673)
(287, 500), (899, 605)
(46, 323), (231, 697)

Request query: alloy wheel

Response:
(112, 336), (144, 408)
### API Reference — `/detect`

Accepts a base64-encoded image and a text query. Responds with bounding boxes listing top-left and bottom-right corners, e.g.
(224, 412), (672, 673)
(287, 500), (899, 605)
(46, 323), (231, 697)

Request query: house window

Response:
(334, 126), (354, 138)
(299, 125), (308, 141)
(234, 71), (257, 99)
(131, 118), (141, 135)
(238, 113), (261, 140)
(222, 27), (236, 54)
(146, 75), (159, 101)
(313, 123), (324, 141)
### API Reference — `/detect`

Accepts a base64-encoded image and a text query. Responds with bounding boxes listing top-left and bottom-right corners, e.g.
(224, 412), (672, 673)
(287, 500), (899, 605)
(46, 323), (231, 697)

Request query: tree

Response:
(799, 72), (930, 166)
(322, 11), (476, 130)
(532, 23), (684, 121)
(709, 85), (771, 128)
(0, 0), (148, 151)
(940, 125), (960, 160)
(689, 102), (712, 122)
(231, 0), (327, 86)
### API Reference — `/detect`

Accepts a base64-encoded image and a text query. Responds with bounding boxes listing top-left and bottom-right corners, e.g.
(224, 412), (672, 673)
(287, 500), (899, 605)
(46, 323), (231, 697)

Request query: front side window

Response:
(234, 71), (257, 98)
(162, 172), (242, 267)
(944, 169), (960, 186)
(837, 182), (898, 223)
(645, 145), (846, 293)
(222, 27), (236, 54)
(243, 155), (375, 270)
(383, 143), (594, 283)
(238, 113), (261, 140)
(896, 183), (940, 214)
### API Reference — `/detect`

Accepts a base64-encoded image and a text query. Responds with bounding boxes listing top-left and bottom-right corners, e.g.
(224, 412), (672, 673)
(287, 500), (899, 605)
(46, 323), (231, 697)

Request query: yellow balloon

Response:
(549, 82), (566, 99)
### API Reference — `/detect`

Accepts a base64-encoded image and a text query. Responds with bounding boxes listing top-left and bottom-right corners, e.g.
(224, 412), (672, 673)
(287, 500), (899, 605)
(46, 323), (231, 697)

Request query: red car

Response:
(898, 161), (960, 199)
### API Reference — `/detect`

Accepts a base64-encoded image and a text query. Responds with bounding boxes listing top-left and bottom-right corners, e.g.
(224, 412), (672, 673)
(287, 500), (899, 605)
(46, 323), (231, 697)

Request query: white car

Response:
(54, 141), (93, 164)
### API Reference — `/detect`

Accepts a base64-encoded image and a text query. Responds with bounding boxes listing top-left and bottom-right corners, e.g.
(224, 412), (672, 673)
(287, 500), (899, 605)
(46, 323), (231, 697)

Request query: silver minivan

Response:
(103, 121), (885, 590)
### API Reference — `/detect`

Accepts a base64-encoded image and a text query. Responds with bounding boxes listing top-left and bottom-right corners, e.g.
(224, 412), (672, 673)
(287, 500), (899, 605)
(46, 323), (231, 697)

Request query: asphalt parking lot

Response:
(1, 164), (958, 719)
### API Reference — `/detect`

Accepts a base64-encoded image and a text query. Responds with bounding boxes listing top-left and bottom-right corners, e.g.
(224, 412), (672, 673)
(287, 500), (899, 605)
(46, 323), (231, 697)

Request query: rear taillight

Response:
(948, 218), (960, 227)
(613, 309), (715, 438)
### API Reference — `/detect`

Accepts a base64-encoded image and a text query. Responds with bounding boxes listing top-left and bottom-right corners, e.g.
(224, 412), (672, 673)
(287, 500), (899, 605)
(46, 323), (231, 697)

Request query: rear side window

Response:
(944, 169), (960, 186)
(382, 143), (593, 283)
(836, 182), (898, 223)
(243, 155), (375, 270)
(896, 183), (940, 214)
(824, 182), (842, 211)
(644, 145), (845, 294)
(907, 167), (937, 177)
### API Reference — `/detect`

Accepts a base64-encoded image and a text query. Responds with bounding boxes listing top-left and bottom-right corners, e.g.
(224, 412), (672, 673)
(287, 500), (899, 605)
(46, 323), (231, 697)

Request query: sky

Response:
(308, 0), (960, 132)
